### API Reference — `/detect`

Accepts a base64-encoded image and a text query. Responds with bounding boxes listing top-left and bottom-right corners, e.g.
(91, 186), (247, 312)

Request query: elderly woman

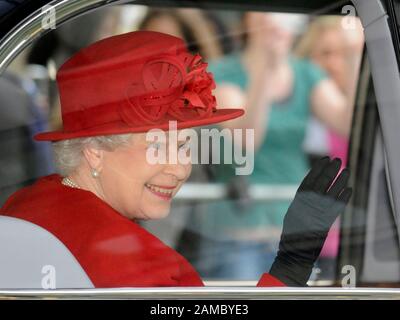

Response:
(0, 31), (351, 287)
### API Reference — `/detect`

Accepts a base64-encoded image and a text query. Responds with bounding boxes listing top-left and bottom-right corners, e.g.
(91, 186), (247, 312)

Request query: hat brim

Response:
(34, 108), (244, 141)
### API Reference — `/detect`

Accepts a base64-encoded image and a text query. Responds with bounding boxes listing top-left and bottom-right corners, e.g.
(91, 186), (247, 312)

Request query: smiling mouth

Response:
(145, 183), (175, 201)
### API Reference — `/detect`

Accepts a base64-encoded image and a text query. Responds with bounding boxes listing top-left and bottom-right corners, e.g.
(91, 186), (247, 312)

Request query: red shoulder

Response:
(1, 174), (62, 214)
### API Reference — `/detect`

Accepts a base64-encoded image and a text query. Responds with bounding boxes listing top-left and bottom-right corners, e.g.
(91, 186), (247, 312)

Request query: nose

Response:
(163, 162), (192, 182)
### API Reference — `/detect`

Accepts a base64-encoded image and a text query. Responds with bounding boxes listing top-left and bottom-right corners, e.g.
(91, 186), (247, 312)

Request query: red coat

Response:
(0, 174), (284, 288)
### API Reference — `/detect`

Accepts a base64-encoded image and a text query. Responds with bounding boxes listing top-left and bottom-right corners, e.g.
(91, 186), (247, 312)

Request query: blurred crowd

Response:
(1, 5), (364, 282)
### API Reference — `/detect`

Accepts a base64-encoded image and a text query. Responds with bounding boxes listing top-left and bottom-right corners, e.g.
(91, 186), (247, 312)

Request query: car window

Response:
(1, 2), (397, 292)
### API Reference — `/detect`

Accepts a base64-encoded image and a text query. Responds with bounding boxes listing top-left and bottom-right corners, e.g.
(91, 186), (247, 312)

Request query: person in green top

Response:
(190, 12), (354, 280)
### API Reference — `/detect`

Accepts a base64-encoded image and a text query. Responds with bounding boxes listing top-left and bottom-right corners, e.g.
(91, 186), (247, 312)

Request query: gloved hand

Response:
(269, 157), (352, 286)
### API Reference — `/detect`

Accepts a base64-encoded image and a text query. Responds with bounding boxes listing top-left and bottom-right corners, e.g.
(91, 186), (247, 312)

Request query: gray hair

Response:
(53, 134), (133, 177)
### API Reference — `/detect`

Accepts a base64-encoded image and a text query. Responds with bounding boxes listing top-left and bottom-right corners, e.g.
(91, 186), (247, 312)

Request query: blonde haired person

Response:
(295, 16), (364, 278)
(295, 16), (363, 117)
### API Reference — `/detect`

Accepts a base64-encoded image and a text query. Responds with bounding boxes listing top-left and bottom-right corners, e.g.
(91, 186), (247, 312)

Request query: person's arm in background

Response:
(213, 13), (288, 151)
(213, 70), (273, 151)
(342, 18), (365, 115)
(311, 78), (352, 137)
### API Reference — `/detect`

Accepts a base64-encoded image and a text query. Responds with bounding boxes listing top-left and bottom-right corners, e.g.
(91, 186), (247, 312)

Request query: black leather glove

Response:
(269, 157), (352, 286)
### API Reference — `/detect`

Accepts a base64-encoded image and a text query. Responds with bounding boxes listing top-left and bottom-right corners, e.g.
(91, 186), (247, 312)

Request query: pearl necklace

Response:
(61, 177), (81, 190)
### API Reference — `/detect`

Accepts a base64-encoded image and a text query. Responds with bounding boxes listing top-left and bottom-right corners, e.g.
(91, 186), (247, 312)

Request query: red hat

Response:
(35, 31), (244, 141)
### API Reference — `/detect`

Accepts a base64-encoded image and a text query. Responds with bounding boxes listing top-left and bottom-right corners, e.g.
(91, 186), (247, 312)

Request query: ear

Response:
(82, 146), (104, 172)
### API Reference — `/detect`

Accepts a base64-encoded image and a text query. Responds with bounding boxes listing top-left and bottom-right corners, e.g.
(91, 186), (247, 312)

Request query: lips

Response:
(145, 183), (176, 201)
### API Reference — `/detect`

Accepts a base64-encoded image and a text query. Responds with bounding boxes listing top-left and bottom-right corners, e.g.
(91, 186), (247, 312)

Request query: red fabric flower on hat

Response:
(120, 51), (217, 126)
(169, 52), (217, 120)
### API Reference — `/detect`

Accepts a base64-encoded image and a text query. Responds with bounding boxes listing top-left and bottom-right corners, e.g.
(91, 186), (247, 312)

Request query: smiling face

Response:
(89, 131), (192, 221)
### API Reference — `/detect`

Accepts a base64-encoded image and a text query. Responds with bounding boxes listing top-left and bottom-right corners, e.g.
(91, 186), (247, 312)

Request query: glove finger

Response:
(298, 156), (330, 191)
(327, 168), (350, 198)
(325, 187), (353, 223)
(338, 187), (353, 203)
(313, 158), (342, 194)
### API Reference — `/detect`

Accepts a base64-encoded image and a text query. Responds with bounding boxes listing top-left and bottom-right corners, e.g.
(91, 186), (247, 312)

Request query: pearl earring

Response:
(91, 168), (99, 178)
